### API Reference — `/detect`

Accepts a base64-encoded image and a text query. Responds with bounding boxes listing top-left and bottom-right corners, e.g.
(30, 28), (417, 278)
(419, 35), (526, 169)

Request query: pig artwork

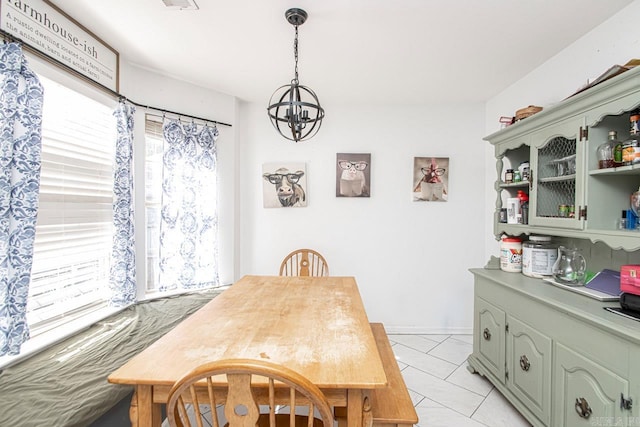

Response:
(262, 163), (308, 208)
(413, 157), (449, 202)
(336, 153), (371, 197)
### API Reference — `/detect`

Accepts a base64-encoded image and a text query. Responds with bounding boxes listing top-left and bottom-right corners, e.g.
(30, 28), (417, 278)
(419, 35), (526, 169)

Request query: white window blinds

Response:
(27, 76), (116, 330)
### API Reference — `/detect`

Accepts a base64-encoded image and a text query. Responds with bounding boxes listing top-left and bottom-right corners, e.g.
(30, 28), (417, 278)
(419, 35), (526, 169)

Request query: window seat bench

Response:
(0, 288), (222, 427)
(336, 322), (418, 427)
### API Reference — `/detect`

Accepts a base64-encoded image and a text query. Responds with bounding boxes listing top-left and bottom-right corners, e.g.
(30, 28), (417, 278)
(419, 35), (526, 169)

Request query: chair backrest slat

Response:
(207, 378), (219, 427)
(269, 378), (276, 427)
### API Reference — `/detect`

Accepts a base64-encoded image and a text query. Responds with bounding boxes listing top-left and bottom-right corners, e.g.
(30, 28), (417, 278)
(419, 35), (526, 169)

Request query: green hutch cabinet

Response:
(468, 66), (640, 427)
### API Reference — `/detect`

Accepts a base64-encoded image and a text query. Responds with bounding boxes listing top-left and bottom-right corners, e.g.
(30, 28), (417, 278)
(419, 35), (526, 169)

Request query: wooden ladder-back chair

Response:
(279, 249), (329, 277)
(166, 358), (334, 427)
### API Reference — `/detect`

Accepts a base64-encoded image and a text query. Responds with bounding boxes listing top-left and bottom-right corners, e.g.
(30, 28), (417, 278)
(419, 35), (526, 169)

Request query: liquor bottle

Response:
(597, 130), (617, 169)
(621, 113), (640, 165)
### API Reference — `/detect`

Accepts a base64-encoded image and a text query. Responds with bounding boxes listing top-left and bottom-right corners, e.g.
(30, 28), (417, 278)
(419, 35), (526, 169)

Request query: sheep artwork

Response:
(262, 163), (308, 208)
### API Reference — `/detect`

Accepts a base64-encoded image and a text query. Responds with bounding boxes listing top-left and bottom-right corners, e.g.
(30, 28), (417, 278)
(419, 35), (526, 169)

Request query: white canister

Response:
(500, 236), (522, 272)
(506, 197), (520, 224)
(522, 235), (558, 278)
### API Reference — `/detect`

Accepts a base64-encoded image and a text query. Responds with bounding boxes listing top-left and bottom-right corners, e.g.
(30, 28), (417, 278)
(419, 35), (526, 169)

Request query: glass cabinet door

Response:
(529, 122), (585, 229)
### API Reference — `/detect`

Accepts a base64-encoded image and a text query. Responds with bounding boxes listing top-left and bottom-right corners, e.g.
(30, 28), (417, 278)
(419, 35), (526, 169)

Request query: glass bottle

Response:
(622, 113), (640, 166)
(614, 137), (624, 167)
(504, 168), (514, 183)
(597, 130), (617, 169)
(619, 210), (628, 230)
(513, 169), (521, 182)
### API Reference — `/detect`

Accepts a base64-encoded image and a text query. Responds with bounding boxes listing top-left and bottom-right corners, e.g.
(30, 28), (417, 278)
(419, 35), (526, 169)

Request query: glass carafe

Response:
(552, 246), (586, 285)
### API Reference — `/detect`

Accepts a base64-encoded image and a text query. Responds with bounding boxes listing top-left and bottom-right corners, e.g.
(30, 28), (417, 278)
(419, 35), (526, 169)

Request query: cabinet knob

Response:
(483, 328), (491, 341)
(519, 355), (530, 371)
(575, 397), (592, 419)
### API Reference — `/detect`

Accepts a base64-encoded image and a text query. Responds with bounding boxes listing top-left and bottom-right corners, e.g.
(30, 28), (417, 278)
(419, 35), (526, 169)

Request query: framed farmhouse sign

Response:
(0, 0), (119, 92)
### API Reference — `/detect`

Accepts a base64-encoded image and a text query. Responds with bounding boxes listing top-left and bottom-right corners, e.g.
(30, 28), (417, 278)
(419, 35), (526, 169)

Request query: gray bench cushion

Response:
(0, 288), (222, 427)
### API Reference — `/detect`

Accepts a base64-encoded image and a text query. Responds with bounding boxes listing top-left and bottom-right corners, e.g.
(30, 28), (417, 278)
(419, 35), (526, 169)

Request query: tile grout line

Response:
(400, 339), (497, 427)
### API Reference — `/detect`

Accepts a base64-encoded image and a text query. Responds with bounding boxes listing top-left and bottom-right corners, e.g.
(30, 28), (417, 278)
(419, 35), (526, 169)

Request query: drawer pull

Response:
(483, 328), (491, 341)
(519, 355), (530, 371)
(575, 397), (592, 419)
(621, 393), (633, 411)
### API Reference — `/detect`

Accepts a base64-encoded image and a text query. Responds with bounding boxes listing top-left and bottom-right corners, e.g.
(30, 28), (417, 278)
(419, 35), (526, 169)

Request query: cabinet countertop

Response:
(469, 267), (640, 345)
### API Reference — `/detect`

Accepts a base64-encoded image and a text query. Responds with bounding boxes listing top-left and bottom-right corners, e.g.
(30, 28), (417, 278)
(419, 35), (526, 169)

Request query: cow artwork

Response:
(262, 163), (308, 208)
(336, 153), (371, 197)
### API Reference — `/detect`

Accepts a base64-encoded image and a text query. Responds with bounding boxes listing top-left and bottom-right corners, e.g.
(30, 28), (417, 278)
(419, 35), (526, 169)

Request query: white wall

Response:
(238, 101), (487, 333)
(483, 0), (640, 261)
(111, 0), (640, 332)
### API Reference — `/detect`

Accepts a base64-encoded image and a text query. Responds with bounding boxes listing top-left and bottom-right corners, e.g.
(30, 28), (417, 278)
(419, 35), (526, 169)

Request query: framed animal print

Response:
(262, 162), (307, 208)
(413, 157), (449, 202)
(336, 153), (371, 197)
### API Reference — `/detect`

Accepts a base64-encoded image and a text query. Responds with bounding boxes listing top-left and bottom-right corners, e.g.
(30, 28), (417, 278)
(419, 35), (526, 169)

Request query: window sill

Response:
(140, 284), (231, 303)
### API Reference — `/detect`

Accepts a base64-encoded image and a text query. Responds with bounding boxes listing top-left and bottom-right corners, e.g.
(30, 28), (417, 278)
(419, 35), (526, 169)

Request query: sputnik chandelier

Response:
(267, 8), (324, 143)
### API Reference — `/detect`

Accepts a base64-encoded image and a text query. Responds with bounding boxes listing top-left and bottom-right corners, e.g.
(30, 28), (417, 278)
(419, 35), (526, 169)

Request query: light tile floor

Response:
(389, 333), (532, 427)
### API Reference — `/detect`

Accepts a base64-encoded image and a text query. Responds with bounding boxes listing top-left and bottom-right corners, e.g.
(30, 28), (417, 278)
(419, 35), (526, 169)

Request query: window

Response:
(0, 53), (227, 368)
(27, 75), (116, 333)
(143, 116), (221, 292)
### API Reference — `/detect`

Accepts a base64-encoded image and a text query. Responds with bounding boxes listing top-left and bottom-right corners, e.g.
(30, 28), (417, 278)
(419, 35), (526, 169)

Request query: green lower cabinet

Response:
(476, 297), (506, 383)
(553, 342), (630, 427)
(469, 269), (640, 427)
(506, 316), (552, 425)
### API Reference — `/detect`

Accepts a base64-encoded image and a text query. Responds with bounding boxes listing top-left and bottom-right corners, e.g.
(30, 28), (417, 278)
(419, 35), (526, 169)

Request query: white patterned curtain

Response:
(0, 43), (44, 356)
(159, 119), (219, 291)
(109, 102), (136, 306)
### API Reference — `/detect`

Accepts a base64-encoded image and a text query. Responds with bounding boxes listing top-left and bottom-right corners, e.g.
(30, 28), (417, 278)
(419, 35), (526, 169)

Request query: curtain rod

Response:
(0, 30), (232, 127)
(124, 99), (231, 127)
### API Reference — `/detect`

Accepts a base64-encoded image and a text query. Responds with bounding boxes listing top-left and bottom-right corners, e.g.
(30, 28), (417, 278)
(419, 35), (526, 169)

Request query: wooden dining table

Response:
(108, 275), (388, 427)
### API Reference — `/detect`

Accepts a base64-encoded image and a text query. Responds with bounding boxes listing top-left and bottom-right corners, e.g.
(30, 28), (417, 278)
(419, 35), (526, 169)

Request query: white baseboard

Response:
(382, 325), (473, 335)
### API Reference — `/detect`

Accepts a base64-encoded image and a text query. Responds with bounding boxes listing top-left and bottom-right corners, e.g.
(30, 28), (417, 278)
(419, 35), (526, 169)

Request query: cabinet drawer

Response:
(476, 297), (506, 383)
(553, 342), (630, 427)
(506, 316), (552, 425)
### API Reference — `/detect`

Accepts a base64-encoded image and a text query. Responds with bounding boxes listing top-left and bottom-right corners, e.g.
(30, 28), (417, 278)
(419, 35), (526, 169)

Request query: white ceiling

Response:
(50, 0), (634, 105)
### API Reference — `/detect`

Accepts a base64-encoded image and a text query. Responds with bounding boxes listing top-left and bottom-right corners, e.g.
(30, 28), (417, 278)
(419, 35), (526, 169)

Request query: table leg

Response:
(362, 395), (373, 427)
(129, 389), (139, 427)
(130, 386), (162, 427)
(347, 389), (372, 427)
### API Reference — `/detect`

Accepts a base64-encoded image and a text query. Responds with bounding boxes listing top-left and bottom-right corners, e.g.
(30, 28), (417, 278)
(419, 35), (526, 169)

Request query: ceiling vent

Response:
(162, 0), (199, 10)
